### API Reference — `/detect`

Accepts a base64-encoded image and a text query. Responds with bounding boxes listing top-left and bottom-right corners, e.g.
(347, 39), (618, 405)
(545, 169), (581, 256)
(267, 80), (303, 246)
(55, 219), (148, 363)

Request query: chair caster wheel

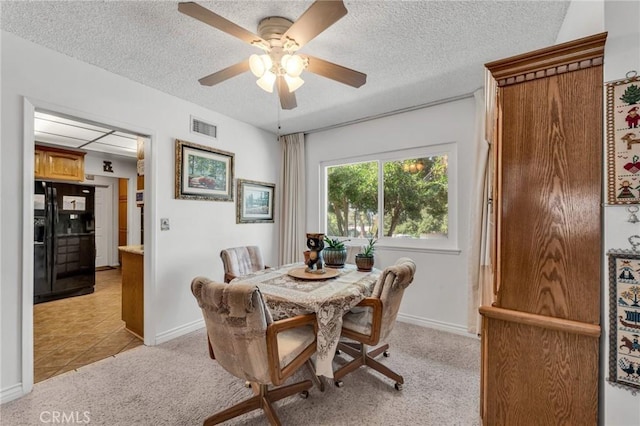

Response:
(394, 382), (403, 391)
(335, 380), (344, 388)
(383, 350), (390, 357)
(244, 381), (251, 388)
(300, 390), (309, 399)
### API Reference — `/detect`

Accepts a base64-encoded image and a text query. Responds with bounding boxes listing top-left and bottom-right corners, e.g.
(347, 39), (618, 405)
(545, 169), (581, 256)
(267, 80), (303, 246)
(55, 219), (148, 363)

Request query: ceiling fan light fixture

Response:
(282, 54), (305, 77)
(256, 71), (276, 93)
(284, 74), (305, 93)
(249, 53), (272, 78)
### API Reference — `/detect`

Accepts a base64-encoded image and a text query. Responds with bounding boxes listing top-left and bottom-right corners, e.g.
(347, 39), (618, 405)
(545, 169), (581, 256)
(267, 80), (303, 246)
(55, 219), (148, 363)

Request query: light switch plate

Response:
(160, 218), (170, 231)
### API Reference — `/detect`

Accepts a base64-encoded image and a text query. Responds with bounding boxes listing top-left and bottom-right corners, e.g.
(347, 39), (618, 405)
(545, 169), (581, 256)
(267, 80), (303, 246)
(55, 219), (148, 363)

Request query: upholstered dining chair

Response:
(333, 257), (416, 390)
(191, 277), (318, 425)
(220, 246), (269, 283)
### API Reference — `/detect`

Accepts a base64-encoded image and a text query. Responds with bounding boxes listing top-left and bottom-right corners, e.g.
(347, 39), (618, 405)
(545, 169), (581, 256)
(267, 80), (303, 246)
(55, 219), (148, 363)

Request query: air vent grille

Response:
(191, 116), (217, 139)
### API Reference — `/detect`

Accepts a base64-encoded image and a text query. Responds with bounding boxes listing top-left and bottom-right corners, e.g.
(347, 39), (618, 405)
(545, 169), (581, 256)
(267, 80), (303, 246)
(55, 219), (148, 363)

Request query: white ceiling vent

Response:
(190, 116), (217, 139)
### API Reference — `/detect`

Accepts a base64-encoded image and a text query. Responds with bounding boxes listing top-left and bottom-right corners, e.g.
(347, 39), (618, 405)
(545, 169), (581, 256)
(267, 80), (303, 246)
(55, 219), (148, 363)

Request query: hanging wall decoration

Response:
(607, 238), (640, 394)
(607, 71), (640, 204)
(175, 139), (234, 201)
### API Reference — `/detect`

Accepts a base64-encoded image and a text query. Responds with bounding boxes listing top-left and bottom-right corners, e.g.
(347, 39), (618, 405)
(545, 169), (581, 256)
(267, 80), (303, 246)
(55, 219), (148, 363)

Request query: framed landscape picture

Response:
(236, 179), (275, 223)
(175, 139), (234, 201)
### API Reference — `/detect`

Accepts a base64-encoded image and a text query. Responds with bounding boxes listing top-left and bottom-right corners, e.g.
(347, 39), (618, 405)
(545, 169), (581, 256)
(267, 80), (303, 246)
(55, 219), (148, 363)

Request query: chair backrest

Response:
(220, 246), (266, 279)
(191, 277), (273, 384)
(371, 257), (416, 342)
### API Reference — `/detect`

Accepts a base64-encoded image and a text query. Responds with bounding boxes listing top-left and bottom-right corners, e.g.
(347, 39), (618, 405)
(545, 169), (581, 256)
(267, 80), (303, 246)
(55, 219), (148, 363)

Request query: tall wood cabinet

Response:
(479, 33), (606, 425)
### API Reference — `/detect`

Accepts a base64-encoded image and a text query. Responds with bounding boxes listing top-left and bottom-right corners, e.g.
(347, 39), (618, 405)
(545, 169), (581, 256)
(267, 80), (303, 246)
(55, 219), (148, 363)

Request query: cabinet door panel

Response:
(498, 68), (601, 324)
(483, 317), (598, 425)
(45, 151), (84, 181)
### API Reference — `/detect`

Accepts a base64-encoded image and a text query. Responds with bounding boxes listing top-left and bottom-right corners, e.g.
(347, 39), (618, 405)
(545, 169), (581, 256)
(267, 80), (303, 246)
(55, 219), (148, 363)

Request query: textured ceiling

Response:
(1, 1), (570, 135)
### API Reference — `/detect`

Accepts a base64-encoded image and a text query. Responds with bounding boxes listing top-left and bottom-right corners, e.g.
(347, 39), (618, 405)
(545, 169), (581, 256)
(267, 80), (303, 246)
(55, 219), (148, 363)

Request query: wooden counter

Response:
(118, 245), (143, 339)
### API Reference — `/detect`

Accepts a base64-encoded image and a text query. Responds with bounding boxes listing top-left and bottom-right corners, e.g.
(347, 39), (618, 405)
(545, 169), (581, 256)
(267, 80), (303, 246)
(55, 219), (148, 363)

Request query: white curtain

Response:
(467, 72), (497, 334)
(278, 133), (306, 265)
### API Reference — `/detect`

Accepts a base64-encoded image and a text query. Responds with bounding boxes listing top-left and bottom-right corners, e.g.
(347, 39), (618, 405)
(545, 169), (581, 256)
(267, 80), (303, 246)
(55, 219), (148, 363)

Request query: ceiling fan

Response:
(178, 1), (367, 110)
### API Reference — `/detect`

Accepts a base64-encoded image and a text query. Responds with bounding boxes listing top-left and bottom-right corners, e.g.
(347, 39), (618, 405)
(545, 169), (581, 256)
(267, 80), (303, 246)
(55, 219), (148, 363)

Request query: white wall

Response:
(557, 1), (640, 424)
(1, 31), (280, 401)
(306, 97), (476, 334)
(602, 2), (640, 425)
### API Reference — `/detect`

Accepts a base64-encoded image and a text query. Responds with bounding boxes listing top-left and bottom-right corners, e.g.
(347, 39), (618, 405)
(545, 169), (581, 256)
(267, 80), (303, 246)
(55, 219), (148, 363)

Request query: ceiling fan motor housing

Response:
(257, 17), (293, 44)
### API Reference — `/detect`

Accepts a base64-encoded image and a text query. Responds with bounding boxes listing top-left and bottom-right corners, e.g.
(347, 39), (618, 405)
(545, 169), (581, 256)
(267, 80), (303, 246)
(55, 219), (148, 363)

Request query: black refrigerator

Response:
(34, 180), (96, 304)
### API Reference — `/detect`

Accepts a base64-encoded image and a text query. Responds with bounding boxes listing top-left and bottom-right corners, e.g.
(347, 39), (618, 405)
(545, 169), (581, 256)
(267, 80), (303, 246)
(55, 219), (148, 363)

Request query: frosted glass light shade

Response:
(249, 54), (272, 77)
(283, 54), (305, 77)
(256, 71), (276, 93)
(284, 74), (304, 92)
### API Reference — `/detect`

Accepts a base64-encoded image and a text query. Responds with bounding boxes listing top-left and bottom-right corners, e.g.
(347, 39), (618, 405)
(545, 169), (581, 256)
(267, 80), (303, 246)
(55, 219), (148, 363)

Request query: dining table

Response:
(232, 262), (381, 379)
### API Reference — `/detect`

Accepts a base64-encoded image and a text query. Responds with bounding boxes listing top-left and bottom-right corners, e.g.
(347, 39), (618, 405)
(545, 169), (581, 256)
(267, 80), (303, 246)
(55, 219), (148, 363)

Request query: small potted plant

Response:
(323, 236), (349, 268)
(355, 238), (377, 271)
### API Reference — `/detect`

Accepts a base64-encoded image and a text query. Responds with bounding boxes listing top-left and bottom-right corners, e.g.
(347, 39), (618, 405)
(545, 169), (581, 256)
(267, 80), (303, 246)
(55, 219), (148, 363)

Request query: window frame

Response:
(320, 143), (459, 253)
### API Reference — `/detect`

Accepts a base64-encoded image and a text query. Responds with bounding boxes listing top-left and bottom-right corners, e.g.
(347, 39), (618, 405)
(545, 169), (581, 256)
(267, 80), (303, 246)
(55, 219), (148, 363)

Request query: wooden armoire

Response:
(479, 33), (607, 425)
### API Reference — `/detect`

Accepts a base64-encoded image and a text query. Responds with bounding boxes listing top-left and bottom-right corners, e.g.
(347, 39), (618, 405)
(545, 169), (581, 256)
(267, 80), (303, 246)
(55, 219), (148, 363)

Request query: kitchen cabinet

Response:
(35, 144), (86, 181)
(119, 245), (144, 339)
(480, 33), (606, 425)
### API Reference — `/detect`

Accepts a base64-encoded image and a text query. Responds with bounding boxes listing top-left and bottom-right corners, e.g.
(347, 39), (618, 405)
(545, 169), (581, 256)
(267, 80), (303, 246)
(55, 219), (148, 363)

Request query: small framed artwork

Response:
(236, 179), (275, 223)
(606, 73), (640, 204)
(175, 139), (234, 201)
(607, 248), (640, 393)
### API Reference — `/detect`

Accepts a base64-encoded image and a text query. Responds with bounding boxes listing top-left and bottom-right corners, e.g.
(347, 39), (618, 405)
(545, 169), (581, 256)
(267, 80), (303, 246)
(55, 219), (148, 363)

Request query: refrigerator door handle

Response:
(51, 187), (58, 282)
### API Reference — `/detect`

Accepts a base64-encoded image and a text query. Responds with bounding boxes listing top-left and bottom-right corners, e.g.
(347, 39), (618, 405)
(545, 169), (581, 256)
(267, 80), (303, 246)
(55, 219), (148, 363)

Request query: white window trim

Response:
(320, 142), (459, 252)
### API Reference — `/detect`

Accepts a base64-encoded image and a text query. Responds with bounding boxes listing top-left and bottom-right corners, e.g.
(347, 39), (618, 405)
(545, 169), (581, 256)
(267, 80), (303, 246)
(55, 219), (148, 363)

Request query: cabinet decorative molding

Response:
(485, 32), (606, 87)
(480, 32), (606, 425)
(35, 144), (86, 182)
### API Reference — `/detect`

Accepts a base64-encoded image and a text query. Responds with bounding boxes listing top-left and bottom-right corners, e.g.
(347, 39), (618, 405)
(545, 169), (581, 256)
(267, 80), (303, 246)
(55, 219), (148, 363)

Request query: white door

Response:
(94, 184), (113, 268)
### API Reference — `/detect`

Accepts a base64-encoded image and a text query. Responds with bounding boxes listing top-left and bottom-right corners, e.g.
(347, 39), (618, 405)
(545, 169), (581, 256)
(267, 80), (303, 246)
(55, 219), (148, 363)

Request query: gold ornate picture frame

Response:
(606, 74), (640, 204)
(175, 139), (234, 201)
(236, 179), (275, 223)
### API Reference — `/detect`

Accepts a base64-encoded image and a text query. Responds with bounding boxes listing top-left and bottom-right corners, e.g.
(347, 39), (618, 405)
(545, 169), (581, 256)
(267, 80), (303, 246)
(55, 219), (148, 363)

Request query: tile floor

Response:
(34, 268), (143, 383)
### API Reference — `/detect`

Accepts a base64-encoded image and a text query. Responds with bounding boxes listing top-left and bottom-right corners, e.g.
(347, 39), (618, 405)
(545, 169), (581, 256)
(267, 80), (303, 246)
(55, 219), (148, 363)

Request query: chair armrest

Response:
(342, 297), (383, 346)
(267, 313), (318, 336)
(266, 313), (317, 385)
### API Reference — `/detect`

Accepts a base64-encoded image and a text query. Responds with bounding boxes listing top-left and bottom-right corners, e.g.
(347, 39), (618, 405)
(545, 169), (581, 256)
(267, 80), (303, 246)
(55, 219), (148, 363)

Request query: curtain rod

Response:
(304, 91), (477, 135)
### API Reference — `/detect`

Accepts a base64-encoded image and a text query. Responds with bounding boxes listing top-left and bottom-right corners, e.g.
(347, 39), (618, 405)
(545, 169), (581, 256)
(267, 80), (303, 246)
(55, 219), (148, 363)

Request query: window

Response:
(321, 144), (457, 251)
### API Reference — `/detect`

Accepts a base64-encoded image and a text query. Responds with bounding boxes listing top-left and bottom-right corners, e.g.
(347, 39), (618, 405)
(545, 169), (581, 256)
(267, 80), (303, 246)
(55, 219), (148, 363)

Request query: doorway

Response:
(30, 110), (147, 382)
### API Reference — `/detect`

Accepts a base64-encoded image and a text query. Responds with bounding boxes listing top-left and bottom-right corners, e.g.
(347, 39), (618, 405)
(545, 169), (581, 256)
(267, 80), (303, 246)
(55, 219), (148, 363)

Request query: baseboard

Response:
(155, 318), (204, 345)
(397, 313), (477, 338)
(1, 383), (24, 404)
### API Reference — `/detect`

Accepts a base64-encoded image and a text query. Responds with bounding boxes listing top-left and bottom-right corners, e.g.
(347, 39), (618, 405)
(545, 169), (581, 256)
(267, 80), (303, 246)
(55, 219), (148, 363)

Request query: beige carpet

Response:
(1, 322), (480, 425)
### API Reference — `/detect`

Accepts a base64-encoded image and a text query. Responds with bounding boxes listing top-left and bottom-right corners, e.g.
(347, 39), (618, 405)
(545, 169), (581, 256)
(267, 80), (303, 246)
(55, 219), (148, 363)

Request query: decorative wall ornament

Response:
(607, 244), (640, 394)
(235, 179), (274, 223)
(175, 139), (234, 201)
(607, 71), (640, 204)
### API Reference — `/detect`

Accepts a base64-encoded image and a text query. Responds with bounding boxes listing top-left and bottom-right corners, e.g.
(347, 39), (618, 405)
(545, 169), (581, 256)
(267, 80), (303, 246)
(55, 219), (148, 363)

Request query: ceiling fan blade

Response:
(179, 2), (268, 47)
(198, 59), (250, 86)
(281, 0), (347, 50)
(277, 76), (297, 110)
(302, 55), (367, 88)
